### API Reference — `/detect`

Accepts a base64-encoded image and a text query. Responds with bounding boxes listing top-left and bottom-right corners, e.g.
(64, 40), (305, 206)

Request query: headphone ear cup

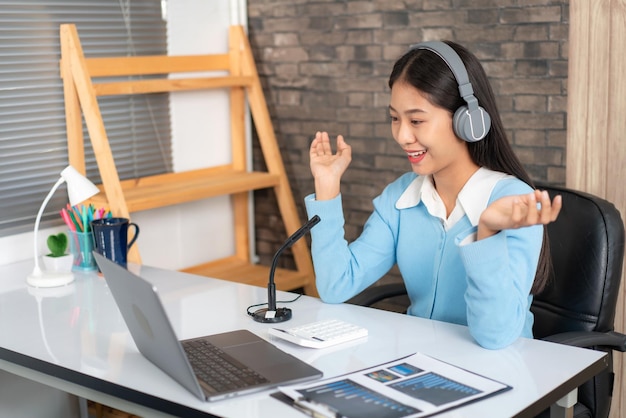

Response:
(453, 105), (491, 142)
(452, 106), (471, 142)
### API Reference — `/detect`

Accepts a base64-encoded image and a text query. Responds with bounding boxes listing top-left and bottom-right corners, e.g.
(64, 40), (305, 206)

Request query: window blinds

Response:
(0, 0), (172, 237)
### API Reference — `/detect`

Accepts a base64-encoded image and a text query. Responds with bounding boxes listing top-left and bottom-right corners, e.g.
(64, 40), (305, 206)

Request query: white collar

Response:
(395, 167), (514, 226)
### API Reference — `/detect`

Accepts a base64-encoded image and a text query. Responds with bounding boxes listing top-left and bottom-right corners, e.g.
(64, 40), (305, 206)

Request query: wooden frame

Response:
(59, 24), (316, 295)
(567, 2), (626, 415)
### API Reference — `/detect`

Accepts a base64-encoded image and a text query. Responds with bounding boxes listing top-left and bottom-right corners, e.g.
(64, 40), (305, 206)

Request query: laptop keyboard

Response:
(183, 339), (269, 393)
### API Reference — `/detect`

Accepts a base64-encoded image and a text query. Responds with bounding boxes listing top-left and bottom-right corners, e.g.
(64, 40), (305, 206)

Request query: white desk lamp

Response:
(27, 165), (99, 288)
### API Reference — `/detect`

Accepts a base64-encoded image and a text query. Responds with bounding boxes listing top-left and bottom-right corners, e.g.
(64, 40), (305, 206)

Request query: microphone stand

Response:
(252, 215), (320, 323)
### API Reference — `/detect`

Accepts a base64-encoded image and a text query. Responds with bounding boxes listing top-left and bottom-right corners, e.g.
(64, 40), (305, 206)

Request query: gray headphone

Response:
(410, 41), (491, 142)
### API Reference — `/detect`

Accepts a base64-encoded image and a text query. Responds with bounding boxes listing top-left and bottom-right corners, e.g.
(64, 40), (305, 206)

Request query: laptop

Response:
(93, 253), (322, 401)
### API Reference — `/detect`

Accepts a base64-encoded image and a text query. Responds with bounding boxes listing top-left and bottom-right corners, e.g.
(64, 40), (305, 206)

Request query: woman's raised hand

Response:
(309, 131), (352, 200)
(477, 189), (562, 240)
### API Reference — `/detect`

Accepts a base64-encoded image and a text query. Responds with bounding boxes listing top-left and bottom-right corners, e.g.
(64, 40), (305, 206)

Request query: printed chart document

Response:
(277, 352), (511, 417)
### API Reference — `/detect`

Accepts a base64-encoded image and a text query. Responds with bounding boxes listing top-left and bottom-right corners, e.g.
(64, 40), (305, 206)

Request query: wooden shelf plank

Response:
(87, 169), (281, 213)
(181, 256), (311, 291)
(94, 76), (254, 96)
(84, 53), (231, 77)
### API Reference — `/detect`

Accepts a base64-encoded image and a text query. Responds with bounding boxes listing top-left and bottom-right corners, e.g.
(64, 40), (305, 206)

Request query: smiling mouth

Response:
(407, 150), (426, 158)
(406, 149), (427, 164)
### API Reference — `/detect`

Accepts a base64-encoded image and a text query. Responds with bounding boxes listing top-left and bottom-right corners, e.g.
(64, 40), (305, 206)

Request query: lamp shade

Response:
(61, 166), (100, 206)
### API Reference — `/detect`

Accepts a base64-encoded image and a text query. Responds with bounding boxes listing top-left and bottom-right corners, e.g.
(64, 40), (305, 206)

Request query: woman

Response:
(304, 41), (562, 349)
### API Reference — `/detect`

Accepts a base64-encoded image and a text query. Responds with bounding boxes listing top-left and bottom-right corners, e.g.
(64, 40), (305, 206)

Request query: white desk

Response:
(0, 260), (607, 417)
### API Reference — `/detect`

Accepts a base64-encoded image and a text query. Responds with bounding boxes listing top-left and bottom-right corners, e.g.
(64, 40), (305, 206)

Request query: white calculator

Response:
(268, 319), (368, 349)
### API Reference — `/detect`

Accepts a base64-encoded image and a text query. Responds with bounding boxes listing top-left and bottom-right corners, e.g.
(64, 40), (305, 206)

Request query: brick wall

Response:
(247, 1), (569, 280)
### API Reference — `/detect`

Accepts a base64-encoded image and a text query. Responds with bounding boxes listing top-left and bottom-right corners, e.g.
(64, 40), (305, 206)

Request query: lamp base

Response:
(27, 271), (75, 288)
(251, 307), (292, 323)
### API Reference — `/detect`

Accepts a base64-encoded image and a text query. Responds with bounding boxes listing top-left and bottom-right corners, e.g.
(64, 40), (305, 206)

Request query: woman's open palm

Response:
(309, 131), (352, 200)
(309, 132), (351, 178)
(478, 189), (562, 240)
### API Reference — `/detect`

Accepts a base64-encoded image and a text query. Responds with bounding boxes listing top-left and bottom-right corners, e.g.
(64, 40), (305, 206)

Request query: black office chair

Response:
(348, 184), (626, 418)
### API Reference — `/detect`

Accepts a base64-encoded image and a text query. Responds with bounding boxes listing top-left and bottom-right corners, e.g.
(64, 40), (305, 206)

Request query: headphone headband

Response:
(410, 41), (475, 108)
(408, 41), (491, 142)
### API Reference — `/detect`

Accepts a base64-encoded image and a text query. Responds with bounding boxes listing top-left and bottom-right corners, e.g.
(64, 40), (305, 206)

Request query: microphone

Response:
(252, 215), (321, 323)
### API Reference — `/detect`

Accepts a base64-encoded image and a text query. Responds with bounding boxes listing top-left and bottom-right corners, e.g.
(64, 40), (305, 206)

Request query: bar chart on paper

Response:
(389, 372), (481, 405)
(299, 379), (420, 418)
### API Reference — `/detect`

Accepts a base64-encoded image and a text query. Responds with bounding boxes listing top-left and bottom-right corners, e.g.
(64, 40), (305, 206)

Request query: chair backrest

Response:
(531, 184), (625, 340)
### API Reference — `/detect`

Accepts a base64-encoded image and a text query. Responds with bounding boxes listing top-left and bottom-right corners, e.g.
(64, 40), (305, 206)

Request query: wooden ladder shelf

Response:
(59, 24), (316, 295)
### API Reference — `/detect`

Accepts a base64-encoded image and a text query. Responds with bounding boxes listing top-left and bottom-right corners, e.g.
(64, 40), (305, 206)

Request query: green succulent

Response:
(47, 232), (69, 257)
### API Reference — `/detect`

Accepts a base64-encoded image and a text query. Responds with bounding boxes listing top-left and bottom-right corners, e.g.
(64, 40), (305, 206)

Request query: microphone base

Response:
(251, 307), (292, 323)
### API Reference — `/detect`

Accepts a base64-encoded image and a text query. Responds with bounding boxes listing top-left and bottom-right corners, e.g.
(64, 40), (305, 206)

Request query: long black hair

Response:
(388, 41), (551, 294)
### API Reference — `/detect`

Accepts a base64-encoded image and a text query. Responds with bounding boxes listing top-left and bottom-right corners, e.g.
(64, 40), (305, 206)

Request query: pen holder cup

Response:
(68, 230), (98, 272)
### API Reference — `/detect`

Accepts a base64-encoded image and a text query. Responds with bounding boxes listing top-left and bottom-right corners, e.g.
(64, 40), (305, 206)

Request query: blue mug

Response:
(91, 217), (139, 268)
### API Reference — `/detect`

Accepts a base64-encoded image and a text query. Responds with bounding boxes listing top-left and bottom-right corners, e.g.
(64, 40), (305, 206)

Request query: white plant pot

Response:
(42, 254), (74, 273)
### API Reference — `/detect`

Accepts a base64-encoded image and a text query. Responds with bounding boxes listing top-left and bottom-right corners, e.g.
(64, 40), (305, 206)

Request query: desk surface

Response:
(0, 260), (607, 418)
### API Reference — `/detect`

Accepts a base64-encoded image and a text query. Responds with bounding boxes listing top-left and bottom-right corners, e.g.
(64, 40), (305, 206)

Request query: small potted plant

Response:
(42, 232), (74, 273)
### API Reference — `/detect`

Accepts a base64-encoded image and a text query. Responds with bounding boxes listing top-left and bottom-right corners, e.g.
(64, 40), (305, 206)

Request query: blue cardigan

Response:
(304, 170), (543, 349)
